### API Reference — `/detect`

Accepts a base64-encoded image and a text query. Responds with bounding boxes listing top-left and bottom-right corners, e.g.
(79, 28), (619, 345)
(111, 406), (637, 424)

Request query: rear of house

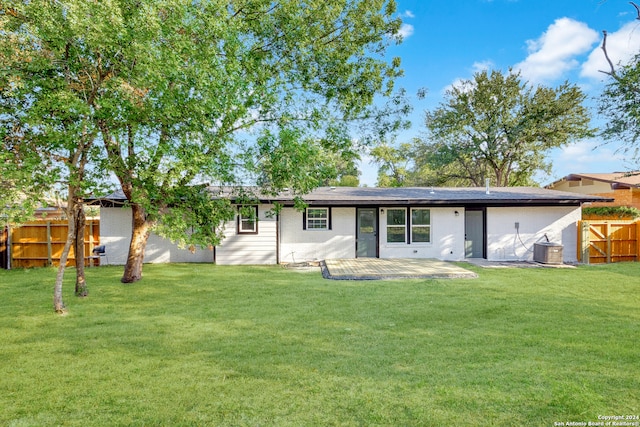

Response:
(97, 186), (611, 266)
(276, 187), (599, 264)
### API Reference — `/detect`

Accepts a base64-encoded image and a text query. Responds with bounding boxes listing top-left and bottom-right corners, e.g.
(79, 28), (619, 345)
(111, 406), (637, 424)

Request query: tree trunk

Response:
(54, 212), (76, 313)
(121, 203), (152, 283)
(74, 204), (88, 297)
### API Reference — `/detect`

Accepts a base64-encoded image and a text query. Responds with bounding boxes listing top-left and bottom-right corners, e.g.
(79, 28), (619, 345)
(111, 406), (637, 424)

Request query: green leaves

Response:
(420, 70), (593, 187)
(2, 0), (405, 270)
(153, 185), (236, 248)
(599, 53), (640, 161)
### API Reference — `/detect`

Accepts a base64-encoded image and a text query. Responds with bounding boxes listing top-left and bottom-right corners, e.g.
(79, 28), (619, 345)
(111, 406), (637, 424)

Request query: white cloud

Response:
(472, 60), (494, 73)
(440, 61), (494, 96)
(514, 18), (599, 84)
(397, 23), (414, 40)
(580, 21), (640, 80)
(549, 139), (626, 176)
(401, 10), (415, 19)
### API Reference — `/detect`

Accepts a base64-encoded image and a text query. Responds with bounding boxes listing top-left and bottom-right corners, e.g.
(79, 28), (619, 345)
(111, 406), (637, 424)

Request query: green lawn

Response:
(0, 263), (638, 426)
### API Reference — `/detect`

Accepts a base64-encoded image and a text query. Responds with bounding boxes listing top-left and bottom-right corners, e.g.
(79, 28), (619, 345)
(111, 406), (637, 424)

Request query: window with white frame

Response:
(305, 208), (329, 230)
(411, 208), (431, 243)
(386, 208), (406, 243)
(238, 205), (258, 234)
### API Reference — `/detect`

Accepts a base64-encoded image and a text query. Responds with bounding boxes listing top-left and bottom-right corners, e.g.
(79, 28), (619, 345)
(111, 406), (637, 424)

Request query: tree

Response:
(417, 69), (593, 187)
(324, 152), (362, 187)
(0, 17), (56, 224)
(2, 2), (108, 310)
(2, 0), (405, 284)
(597, 2), (640, 163)
(598, 39), (640, 161)
(0, 137), (53, 224)
(370, 142), (414, 187)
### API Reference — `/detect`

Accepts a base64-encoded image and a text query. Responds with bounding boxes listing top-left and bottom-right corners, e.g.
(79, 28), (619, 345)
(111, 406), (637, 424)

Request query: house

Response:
(95, 186), (611, 265)
(546, 172), (640, 210)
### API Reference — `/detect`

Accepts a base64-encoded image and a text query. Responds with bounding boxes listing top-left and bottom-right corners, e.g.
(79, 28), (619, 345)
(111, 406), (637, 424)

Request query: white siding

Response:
(215, 205), (277, 265)
(101, 202), (583, 265)
(99, 207), (214, 265)
(379, 207), (465, 261)
(486, 206), (580, 263)
(280, 207), (356, 263)
(100, 205), (278, 265)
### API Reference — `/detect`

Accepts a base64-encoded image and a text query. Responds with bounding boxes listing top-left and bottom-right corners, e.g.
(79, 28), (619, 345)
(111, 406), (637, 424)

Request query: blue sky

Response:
(359, 0), (640, 186)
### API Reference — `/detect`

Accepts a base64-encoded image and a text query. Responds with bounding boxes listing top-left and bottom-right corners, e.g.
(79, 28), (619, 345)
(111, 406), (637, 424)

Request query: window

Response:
(385, 208), (431, 244)
(386, 208), (406, 243)
(411, 208), (431, 243)
(238, 205), (258, 234)
(305, 208), (329, 230)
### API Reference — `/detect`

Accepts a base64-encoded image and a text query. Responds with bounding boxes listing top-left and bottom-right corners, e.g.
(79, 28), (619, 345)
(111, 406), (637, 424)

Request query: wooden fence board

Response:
(578, 220), (639, 264)
(8, 220), (100, 268)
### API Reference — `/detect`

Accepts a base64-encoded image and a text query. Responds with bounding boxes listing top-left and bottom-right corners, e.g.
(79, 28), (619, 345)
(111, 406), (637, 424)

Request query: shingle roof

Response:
(92, 186), (612, 207)
(263, 186), (611, 206)
(549, 172), (640, 189)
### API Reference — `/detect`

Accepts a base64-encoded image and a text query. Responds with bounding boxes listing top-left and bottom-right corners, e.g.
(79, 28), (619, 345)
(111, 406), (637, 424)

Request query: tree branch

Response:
(599, 30), (619, 78)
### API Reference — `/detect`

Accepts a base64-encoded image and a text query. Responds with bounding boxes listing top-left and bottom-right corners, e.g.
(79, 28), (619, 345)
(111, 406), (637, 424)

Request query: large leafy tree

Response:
(370, 142), (413, 187)
(598, 50), (640, 161)
(1, 4), (104, 311)
(2, 0), (406, 284)
(0, 13), (56, 224)
(417, 69), (593, 187)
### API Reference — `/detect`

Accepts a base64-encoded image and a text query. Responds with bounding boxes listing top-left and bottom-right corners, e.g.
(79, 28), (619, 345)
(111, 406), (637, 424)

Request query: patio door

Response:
(465, 209), (485, 258)
(357, 208), (378, 258)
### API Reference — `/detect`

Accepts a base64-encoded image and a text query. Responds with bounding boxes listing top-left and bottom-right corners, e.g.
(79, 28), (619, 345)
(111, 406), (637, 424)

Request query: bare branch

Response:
(599, 1), (640, 79)
(631, 1), (640, 19)
(599, 30), (619, 78)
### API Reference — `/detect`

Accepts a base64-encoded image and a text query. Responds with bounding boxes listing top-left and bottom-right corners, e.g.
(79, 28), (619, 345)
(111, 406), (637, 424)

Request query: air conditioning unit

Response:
(533, 242), (563, 264)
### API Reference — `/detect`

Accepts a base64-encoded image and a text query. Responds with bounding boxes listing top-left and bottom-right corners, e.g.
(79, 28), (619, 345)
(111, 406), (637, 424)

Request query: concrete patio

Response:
(321, 258), (479, 280)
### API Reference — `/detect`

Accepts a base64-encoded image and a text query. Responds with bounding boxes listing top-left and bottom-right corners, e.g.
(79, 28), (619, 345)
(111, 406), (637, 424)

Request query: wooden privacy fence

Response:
(4, 220), (100, 269)
(578, 220), (640, 264)
(0, 226), (8, 269)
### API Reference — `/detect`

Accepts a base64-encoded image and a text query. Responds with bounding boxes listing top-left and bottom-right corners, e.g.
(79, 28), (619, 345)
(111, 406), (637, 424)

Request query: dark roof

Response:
(270, 186), (611, 206)
(92, 186), (612, 208)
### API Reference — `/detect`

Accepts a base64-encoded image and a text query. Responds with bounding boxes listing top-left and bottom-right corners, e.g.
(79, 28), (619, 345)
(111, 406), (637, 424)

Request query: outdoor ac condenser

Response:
(533, 242), (563, 265)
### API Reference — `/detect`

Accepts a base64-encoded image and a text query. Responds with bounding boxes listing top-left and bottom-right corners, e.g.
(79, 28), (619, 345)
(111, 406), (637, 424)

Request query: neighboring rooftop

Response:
(548, 172), (640, 189)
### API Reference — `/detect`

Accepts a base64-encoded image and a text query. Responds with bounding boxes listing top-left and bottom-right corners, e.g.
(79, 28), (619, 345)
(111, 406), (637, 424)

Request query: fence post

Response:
(606, 222), (612, 264)
(89, 220), (94, 250)
(580, 220), (590, 264)
(637, 220), (640, 262)
(46, 221), (53, 266)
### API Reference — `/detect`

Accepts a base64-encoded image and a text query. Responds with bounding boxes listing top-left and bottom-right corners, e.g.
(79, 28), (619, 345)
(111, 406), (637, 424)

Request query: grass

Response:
(0, 262), (638, 426)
